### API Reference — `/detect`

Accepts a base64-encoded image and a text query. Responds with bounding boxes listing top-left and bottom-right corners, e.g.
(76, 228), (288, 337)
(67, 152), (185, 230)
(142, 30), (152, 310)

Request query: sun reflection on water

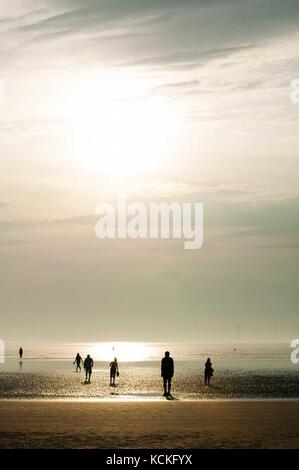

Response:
(90, 342), (153, 362)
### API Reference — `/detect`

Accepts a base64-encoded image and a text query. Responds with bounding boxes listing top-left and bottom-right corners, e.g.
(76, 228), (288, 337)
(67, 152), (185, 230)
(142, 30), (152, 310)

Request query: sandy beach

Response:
(0, 400), (298, 449)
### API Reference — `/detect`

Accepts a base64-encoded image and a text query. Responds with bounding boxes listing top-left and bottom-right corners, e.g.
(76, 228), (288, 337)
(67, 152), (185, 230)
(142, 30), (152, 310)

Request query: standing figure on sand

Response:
(204, 357), (214, 386)
(110, 357), (119, 387)
(19, 347), (23, 359)
(73, 353), (83, 372)
(83, 354), (94, 383)
(161, 351), (174, 398)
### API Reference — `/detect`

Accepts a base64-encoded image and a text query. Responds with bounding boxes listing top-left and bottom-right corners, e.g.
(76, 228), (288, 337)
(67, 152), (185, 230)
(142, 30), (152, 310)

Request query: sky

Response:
(0, 0), (298, 344)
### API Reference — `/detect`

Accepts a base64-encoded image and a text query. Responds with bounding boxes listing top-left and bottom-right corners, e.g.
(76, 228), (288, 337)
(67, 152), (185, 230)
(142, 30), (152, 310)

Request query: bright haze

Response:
(0, 0), (298, 344)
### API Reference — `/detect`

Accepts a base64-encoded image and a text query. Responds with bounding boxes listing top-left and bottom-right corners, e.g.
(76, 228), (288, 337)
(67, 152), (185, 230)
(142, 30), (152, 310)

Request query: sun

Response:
(90, 342), (153, 362)
(70, 78), (180, 175)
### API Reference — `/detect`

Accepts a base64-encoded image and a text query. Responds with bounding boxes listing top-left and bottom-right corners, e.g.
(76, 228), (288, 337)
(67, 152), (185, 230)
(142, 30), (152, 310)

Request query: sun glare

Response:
(90, 342), (152, 362)
(72, 85), (180, 175)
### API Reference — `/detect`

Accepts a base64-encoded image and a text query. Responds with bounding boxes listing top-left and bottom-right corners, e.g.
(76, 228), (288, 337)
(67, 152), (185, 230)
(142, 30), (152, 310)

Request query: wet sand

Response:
(0, 400), (299, 448)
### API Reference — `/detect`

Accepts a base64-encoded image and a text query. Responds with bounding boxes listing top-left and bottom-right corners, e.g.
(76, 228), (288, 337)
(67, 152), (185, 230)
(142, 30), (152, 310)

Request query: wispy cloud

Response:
(1, 0), (299, 72)
(0, 198), (13, 208)
(1, 189), (298, 241)
(154, 79), (200, 90)
(0, 237), (29, 245)
(121, 45), (257, 70)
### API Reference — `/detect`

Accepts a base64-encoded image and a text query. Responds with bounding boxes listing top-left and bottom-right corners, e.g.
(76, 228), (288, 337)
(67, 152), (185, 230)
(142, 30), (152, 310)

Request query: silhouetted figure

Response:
(204, 357), (214, 385)
(161, 351), (174, 397)
(73, 353), (83, 372)
(19, 347), (23, 359)
(83, 354), (94, 382)
(110, 357), (119, 387)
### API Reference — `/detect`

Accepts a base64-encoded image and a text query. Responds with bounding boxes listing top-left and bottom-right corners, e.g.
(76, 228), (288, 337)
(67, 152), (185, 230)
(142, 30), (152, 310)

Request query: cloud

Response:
(154, 79), (200, 90)
(0, 238), (29, 245)
(1, 0), (299, 72)
(1, 188), (298, 241)
(0, 198), (13, 208)
(228, 197), (299, 237)
(0, 117), (72, 142)
(121, 45), (257, 70)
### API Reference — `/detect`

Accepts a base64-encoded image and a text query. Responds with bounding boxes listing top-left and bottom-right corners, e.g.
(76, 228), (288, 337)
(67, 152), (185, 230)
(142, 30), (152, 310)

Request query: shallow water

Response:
(1, 345), (299, 400)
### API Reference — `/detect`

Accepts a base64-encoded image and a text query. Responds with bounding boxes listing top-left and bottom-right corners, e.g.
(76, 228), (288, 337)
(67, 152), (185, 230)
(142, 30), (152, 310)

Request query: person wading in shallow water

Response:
(19, 347), (23, 359)
(83, 354), (94, 383)
(161, 351), (174, 397)
(204, 357), (214, 385)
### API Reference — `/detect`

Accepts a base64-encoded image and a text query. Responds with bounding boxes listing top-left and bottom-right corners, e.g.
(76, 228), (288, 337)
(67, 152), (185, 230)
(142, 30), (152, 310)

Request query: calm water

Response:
(0, 342), (298, 400)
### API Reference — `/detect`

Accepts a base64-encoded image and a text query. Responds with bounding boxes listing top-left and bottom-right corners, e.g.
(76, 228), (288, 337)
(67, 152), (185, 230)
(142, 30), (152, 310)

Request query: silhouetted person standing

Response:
(204, 357), (214, 385)
(19, 347), (23, 359)
(73, 353), (83, 372)
(161, 351), (174, 397)
(83, 354), (94, 382)
(110, 357), (119, 386)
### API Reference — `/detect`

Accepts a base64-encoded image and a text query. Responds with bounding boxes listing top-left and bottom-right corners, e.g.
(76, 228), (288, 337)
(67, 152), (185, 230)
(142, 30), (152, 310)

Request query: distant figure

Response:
(161, 351), (174, 397)
(73, 353), (83, 372)
(109, 357), (119, 387)
(83, 354), (94, 382)
(204, 357), (214, 385)
(19, 347), (23, 359)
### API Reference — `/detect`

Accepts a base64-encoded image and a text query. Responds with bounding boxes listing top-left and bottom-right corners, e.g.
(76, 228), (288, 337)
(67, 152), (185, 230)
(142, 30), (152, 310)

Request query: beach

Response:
(0, 400), (299, 449)
(1, 344), (298, 449)
(1, 343), (298, 400)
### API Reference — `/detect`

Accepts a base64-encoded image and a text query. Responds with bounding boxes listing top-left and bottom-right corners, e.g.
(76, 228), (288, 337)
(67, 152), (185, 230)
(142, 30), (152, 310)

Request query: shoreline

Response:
(0, 397), (299, 401)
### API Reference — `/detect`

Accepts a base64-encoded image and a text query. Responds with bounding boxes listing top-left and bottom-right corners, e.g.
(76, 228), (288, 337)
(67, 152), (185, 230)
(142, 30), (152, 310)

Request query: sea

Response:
(0, 342), (298, 400)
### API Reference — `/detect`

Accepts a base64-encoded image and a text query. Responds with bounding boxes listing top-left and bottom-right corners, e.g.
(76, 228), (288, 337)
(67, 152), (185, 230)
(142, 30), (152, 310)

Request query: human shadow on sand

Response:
(208, 384), (223, 391)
